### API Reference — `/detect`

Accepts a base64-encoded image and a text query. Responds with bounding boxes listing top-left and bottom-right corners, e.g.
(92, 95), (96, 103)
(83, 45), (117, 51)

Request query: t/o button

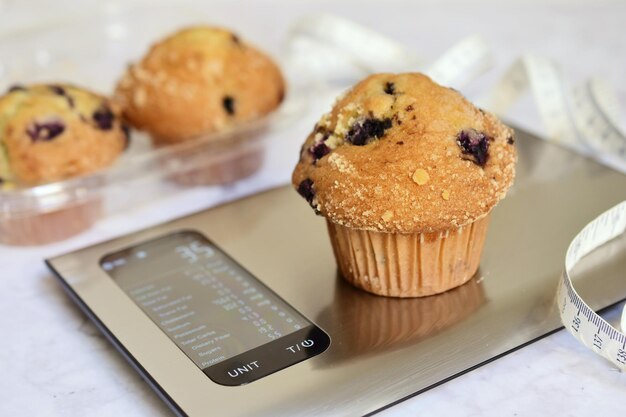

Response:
(285, 339), (315, 353)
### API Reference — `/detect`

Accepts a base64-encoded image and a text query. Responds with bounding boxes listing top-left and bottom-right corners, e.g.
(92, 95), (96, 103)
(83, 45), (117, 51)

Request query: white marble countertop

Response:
(1, 1), (625, 416)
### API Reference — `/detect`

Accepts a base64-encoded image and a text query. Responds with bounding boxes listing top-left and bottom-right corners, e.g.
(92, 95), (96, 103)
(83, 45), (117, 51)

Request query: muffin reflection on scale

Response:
(115, 26), (286, 185)
(317, 275), (486, 363)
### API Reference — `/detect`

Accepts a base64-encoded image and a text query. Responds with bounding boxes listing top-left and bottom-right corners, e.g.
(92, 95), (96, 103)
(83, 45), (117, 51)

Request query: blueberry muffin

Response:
(0, 83), (128, 245)
(114, 26), (284, 185)
(292, 73), (516, 297)
(115, 26), (285, 144)
(0, 84), (128, 185)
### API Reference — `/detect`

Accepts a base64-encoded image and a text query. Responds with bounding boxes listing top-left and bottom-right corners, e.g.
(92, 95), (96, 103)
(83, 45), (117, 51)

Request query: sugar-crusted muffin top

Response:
(0, 84), (128, 186)
(114, 26), (285, 143)
(292, 73), (516, 233)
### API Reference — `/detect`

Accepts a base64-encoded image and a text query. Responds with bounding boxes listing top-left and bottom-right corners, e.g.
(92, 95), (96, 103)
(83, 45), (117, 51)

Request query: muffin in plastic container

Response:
(114, 26), (285, 185)
(0, 5), (302, 245)
(0, 84), (127, 245)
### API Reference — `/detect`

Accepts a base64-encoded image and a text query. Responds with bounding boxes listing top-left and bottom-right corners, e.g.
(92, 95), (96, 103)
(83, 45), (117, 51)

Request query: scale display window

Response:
(100, 230), (330, 386)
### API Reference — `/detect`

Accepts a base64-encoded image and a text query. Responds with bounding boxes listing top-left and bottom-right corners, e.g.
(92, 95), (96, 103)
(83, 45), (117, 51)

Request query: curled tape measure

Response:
(287, 14), (492, 89)
(557, 201), (626, 371)
(286, 14), (626, 370)
(288, 14), (423, 78)
(479, 56), (626, 174)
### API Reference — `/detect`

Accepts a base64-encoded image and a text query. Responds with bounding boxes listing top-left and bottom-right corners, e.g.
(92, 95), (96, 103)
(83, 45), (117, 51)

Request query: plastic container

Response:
(0, 4), (304, 246)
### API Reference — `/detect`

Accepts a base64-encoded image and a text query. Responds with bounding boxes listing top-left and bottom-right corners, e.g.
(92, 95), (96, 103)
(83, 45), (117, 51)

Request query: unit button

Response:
(204, 358), (266, 386)
(226, 361), (260, 378)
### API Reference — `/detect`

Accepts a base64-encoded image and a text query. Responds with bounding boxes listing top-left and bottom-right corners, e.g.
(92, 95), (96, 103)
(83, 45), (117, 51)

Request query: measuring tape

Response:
(478, 56), (626, 175)
(557, 201), (626, 371)
(287, 14), (492, 89)
(286, 14), (626, 371)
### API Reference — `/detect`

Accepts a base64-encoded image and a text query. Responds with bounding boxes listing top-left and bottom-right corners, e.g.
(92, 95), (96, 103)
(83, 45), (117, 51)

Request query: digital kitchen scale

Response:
(46, 129), (626, 417)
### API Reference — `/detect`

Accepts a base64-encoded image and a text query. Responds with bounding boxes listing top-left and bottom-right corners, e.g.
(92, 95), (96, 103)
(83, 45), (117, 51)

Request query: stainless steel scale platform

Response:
(47, 128), (626, 417)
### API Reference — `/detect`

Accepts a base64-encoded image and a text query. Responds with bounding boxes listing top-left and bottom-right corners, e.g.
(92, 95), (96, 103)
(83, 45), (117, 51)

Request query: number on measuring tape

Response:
(593, 333), (603, 350)
(571, 316), (581, 333)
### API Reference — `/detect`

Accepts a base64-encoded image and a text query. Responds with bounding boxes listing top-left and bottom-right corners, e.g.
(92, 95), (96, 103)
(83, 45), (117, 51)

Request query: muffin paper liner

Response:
(326, 215), (490, 297)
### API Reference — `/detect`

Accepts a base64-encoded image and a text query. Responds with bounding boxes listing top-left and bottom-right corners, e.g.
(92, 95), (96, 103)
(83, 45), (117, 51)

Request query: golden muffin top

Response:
(292, 73), (516, 233)
(115, 26), (285, 143)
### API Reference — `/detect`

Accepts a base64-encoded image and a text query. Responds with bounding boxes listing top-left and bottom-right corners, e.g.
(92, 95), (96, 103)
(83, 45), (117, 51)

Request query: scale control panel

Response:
(100, 230), (331, 386)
